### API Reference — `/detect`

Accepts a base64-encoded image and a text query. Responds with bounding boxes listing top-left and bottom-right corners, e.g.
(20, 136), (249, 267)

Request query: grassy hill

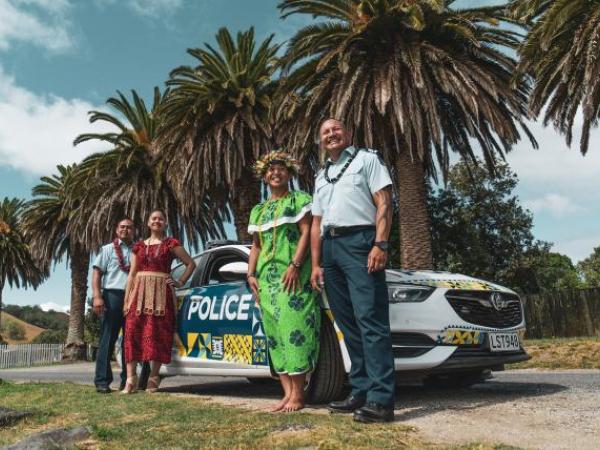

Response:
(0, 312), (46, 344)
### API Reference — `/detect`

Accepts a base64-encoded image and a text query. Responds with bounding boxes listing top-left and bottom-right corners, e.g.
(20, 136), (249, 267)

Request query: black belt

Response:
(324, 225), (375, 238)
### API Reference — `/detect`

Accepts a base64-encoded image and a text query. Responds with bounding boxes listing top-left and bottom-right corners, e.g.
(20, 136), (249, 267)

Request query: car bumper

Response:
(427, 347), (530, 373)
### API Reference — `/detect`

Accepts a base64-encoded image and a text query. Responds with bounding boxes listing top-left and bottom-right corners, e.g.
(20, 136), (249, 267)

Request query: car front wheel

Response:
(305, 311), (346, 404)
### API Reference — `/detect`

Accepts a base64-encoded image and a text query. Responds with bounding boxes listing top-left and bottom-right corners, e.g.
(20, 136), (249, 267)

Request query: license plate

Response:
(488, 332), (520, 352)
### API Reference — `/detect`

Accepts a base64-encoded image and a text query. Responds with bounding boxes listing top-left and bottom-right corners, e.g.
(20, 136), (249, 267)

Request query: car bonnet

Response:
(385, 270), (516, 294)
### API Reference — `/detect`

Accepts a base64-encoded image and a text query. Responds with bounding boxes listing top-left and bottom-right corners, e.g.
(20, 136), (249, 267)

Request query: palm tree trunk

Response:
(231, 168), (261, 242)
(0, 279), (4, 343)
(63, 242), (89, 360)
(396, 149), (433, 269)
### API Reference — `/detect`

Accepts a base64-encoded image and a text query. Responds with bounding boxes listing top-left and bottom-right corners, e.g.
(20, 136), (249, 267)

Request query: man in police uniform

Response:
(310, 118), (395, 423)
(92, 218), (135, 393)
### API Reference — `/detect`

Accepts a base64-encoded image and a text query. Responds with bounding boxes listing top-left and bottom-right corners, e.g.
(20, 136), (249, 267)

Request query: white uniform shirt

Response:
(92, 240), (132, 290)
(312, 146), (392, 230)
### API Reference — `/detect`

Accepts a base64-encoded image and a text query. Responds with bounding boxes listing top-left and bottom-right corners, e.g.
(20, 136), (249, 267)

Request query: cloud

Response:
(128, 0), (183, 17)
(94, 0), (183, 18)
(503, 116), (600, 262)
(506, 117), (600, 199)
(39, 301), (69, 313)
(524, 194), (585, 218)
(0, 0), (74, 52)
(0, 69), (116, 176)
(553, 236), (600, 264)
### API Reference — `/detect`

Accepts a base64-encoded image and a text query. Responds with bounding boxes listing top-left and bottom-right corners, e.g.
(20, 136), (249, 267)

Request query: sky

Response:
(1, 0), (599, 311)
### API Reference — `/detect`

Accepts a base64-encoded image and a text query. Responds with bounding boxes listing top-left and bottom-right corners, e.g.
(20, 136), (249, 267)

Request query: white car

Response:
(120, 241), (529, 402)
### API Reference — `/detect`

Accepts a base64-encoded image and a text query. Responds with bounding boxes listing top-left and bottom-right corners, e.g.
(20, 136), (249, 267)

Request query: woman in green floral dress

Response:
(247, 151), (320, 412)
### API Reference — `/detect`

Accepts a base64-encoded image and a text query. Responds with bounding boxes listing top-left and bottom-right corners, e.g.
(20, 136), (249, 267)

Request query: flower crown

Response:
(253, 151), (300, 178)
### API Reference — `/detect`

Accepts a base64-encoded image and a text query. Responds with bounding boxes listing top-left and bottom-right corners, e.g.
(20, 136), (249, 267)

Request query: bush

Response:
(32, 329), (67, 344)
(6, 322), (26, 340)
(84, 304), (101, 346)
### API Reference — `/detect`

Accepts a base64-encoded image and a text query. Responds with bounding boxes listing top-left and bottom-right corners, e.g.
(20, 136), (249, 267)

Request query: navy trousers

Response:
(94, 289), (127, 388)
(322, 228), (395, 406)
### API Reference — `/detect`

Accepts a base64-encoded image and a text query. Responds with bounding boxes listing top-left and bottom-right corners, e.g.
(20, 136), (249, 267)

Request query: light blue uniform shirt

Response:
(92, 240), (133, 290)
(312, 146), (392, 229)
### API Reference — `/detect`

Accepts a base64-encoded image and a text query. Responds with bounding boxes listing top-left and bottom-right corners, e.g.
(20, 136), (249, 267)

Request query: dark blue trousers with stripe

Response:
(322, 228), (395, 406)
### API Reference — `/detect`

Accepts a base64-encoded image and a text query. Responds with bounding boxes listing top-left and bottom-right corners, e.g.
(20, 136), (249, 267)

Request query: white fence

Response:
(0, 343), (65, 369)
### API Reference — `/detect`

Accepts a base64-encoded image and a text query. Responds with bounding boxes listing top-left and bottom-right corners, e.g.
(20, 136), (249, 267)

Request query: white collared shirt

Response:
(312, 146), (392, 230)
(92, 240), (132, 290)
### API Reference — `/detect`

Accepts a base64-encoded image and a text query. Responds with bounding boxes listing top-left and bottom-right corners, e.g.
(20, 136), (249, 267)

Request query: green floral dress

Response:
(247, 190), (320, 375)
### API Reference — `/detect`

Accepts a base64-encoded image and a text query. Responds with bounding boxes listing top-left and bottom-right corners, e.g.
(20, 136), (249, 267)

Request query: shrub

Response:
(7, 322), (26, 340)
(32, 329), (67, 344)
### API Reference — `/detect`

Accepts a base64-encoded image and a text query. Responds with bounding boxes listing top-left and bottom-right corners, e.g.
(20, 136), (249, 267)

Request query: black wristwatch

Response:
(374, 241), (389, 251)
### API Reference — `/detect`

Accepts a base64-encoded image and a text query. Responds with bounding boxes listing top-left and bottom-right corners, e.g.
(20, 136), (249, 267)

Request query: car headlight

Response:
(387, 284), (435, 303)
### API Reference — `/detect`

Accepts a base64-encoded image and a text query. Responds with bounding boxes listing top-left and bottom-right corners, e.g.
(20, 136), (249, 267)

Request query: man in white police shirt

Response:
(92, 219), (135, 393)
(310, 119), (395, 423)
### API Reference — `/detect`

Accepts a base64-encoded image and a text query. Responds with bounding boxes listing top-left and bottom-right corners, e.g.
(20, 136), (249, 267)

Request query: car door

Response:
(172, 247), (269, 371)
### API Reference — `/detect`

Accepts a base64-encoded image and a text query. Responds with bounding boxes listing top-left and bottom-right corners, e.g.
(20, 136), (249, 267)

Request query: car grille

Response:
(444, 290), (523, 328)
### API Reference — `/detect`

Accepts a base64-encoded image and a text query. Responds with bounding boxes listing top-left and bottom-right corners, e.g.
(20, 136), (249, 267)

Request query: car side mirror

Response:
(219, 262), (249, 282)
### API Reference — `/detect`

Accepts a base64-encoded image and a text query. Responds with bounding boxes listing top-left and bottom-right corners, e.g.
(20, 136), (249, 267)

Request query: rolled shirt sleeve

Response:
(311, 181), (323, 217)
(92, 246), (108, 273)
(366, 151), (393, 194)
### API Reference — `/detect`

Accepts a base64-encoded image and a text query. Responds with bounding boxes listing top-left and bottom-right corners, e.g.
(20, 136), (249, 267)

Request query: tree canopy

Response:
(512, 0), (600, 154)
(426, 159), (580, 294)
(578, 246), (600, 288)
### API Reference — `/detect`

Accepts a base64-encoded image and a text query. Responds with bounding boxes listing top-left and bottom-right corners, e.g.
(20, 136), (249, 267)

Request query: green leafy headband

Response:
(253, 151), (300, 178)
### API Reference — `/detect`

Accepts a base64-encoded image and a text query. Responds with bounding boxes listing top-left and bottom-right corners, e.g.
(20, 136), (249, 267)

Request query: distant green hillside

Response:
(0, 312), (45, 344)
(3, 304), (68, 331)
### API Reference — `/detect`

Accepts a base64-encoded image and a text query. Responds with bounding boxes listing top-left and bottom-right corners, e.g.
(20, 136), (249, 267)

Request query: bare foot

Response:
(268, 396), (290, 412)
(282, 397), (305, 412)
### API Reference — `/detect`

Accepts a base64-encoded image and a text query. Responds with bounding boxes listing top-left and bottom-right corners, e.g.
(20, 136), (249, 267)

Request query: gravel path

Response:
(2, 364), (599, 449)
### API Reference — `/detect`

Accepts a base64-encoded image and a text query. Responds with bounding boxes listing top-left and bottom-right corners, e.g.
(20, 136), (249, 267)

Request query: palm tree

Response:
(23, 165), (89, 359)
(511, 0), (600, 154)
(161, 27), (280, 241)
(0, 198), (46, 339)
(278, 0), (536, 269)
(73, 88), (227, 249)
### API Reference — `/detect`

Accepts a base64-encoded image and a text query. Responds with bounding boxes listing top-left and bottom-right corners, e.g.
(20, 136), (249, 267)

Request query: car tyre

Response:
(305, 312), (346, 404)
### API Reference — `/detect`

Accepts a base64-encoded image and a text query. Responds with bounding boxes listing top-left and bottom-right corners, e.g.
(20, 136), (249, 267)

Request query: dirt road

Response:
(2, 364), (599, 449)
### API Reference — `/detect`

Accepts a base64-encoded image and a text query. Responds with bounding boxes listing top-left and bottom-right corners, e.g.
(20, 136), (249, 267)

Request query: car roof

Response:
(195, 244), (251, 259)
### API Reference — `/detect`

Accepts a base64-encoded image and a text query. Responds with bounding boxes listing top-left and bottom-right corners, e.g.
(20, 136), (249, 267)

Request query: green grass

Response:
(510, 337), (600, 370)
(0, 382), (418, 449)
(0, 382), (523, 449)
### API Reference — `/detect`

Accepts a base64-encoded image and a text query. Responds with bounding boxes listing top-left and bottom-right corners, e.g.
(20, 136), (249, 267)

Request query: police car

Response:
(120, 241), (529, 402)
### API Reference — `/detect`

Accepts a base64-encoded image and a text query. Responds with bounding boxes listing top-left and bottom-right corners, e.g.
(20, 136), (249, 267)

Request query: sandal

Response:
(120, 375), (138, 394)
(146, 375), (161, 393)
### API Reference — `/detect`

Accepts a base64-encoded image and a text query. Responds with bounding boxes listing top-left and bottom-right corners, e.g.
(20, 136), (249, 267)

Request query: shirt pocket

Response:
(338, 165), (362, 192)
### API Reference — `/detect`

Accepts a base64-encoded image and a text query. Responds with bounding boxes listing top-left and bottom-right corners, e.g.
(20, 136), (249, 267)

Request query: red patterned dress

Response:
(124, 237), (180, 364)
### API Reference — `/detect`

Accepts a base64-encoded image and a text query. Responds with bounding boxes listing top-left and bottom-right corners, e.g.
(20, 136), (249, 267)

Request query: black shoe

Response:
(328, 395), (366, 413)
(118, 381), (126, 391)
(96, 386), (112, 394)
(353, 402), (395, 423)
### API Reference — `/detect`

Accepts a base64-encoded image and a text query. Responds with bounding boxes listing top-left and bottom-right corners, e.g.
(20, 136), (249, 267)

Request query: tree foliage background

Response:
(3, 304), (68, 332)
(578, 247), (600, 288)
(391, 159), (582, 295)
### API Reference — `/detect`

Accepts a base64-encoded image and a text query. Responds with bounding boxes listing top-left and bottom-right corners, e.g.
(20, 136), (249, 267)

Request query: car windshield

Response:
(171, 254), (201, 288)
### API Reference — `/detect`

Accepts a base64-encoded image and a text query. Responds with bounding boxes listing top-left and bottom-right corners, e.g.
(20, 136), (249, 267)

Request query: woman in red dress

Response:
(122, 210), (195, 393)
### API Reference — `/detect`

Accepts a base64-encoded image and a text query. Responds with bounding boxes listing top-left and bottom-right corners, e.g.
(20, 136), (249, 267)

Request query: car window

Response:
(205, 251), (247, 286)
(171, 255), (202, 289)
